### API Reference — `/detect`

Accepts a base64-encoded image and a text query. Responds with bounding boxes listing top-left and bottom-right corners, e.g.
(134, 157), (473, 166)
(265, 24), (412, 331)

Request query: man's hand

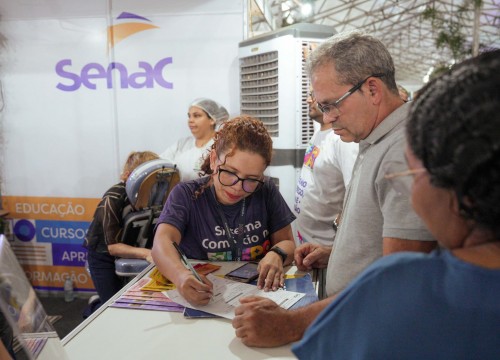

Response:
(232, 296), (300, 347)
(294, 243), (331, 271)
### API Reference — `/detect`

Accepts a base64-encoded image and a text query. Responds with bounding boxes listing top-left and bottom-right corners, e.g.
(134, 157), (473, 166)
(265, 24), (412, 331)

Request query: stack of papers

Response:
(140, 267), (176, 291)
(111, 263), (222, 312)
(110, 277), (184, 312)
(166, 274), (305, 320)
(111, 263), (313, 317)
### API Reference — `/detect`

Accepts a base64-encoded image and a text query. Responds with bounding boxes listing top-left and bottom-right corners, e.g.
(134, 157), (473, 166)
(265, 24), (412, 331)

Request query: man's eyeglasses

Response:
(316, 73), (385, 115)
(383, 161), (425, 196)
(217, 167), (264, 193)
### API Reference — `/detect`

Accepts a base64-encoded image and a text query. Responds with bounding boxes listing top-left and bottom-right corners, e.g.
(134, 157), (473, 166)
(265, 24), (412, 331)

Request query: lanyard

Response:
(210, 186), (246, 261)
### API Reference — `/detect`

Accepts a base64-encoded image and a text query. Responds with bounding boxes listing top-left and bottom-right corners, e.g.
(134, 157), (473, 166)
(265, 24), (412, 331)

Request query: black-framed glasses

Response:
(217, 167), (264, 193)
(316, 73), (385, 115)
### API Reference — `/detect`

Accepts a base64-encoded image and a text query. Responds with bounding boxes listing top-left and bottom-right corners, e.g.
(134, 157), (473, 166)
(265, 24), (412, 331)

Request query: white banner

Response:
(0, 0), (244, 292)
(0, 0), (243, 198)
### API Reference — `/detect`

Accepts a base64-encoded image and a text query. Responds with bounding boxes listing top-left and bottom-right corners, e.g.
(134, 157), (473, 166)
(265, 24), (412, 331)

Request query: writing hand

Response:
(178, 272), (213, 305)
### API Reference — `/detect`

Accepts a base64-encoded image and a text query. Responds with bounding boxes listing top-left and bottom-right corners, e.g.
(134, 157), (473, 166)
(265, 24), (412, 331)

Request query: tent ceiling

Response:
(0, 1), (497, 87)
(249, 0), (500, 86)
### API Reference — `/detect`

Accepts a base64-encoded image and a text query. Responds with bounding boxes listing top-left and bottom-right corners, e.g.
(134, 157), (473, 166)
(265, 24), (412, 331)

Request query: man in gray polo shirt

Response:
(232, 30), (436, 348)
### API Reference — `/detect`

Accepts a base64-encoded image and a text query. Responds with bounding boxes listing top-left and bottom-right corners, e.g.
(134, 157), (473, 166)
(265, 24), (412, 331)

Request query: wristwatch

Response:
(269, 246), (287, 264)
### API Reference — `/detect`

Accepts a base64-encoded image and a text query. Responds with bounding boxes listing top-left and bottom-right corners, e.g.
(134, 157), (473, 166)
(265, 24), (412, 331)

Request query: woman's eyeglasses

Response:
(217, 167), (264, 193)
(383, 161), (425, 195)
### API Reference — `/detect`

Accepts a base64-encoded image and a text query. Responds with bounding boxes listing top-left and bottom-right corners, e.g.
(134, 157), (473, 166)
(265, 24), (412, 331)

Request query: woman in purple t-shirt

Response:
(152, 116), (296, 306)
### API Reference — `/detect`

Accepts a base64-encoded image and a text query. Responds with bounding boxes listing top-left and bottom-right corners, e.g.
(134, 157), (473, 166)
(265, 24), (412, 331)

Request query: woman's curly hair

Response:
(406, 49), (500, 238)
(195, 115), (273, 198)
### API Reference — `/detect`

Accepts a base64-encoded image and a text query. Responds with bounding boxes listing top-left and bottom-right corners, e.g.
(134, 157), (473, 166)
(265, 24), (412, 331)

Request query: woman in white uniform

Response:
(161, 98), (229, 181)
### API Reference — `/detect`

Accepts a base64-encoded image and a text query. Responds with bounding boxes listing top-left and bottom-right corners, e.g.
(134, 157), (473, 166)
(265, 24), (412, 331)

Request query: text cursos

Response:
(55, 57), (173, 91)
(41, 227), (86, 240)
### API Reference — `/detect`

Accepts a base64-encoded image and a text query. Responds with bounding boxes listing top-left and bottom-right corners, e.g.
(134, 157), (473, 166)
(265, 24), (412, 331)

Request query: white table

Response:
(62, 262), (314, 359)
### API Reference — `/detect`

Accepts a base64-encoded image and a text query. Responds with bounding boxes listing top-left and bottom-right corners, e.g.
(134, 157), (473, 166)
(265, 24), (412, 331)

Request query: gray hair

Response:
(307, 30), (399, 95)
(190, 98), (229, 125)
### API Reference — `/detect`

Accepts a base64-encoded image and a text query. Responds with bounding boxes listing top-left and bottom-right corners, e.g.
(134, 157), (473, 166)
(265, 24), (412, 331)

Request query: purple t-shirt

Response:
(157, 177), (295, 261)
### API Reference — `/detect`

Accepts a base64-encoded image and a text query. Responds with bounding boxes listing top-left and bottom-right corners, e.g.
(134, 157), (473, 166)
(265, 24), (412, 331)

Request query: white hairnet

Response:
(190, 98), (229, 124)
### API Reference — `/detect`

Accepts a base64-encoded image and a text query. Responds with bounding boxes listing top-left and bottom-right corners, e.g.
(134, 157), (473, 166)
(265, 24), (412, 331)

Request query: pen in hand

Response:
(172, 242), (204, 283)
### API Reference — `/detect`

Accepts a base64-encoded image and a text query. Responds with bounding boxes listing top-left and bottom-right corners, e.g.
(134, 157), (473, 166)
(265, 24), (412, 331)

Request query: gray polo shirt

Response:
(325, 103), (434, 296)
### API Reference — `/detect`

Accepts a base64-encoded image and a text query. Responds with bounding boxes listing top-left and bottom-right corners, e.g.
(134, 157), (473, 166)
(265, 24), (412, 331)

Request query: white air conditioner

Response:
(239, 23), (335, 209)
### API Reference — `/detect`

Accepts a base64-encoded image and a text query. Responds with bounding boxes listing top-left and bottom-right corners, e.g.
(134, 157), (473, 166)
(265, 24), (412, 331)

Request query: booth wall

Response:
(0, 0), (244, 293)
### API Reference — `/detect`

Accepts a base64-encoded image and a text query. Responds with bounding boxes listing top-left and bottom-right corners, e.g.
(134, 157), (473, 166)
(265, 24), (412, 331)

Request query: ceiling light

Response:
(301, 3), (312, 17)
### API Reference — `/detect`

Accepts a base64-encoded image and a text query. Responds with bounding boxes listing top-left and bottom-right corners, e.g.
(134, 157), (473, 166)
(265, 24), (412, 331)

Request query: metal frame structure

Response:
(248, 0), (500, 86)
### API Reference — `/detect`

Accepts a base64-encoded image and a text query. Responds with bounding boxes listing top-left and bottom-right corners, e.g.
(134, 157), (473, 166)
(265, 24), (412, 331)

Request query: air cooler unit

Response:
(239, 23), (335, 209)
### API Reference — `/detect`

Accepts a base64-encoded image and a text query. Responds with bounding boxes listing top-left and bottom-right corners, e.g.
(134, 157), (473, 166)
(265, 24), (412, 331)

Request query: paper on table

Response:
(111, 277), (184, 312)
(165, 274), (305, 320)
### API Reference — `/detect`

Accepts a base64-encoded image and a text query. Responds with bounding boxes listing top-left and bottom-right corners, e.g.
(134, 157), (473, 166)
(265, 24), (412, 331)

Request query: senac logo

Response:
(55, 12), (173, 91)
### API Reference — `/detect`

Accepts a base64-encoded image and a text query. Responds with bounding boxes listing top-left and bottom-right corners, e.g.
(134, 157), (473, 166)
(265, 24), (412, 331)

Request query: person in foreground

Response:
(233, 30), (435, 347)
(160, 98), (229, 181)
(85, 151), (159, 307)
(152, 116), (296, 306)
(293, 49), (500, 359)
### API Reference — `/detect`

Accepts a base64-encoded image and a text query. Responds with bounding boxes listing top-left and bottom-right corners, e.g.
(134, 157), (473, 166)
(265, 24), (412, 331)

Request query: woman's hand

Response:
(257, 251), (285, 292)
(176, 271), (213, 306)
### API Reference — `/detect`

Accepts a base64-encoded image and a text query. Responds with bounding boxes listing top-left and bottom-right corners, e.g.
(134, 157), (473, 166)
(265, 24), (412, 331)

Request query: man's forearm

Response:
(287, 296), (335, 342)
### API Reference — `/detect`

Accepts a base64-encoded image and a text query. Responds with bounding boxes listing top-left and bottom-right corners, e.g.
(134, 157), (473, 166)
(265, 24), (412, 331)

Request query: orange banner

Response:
(23, 264), (95, 290)
(2, 196), (100, 222)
